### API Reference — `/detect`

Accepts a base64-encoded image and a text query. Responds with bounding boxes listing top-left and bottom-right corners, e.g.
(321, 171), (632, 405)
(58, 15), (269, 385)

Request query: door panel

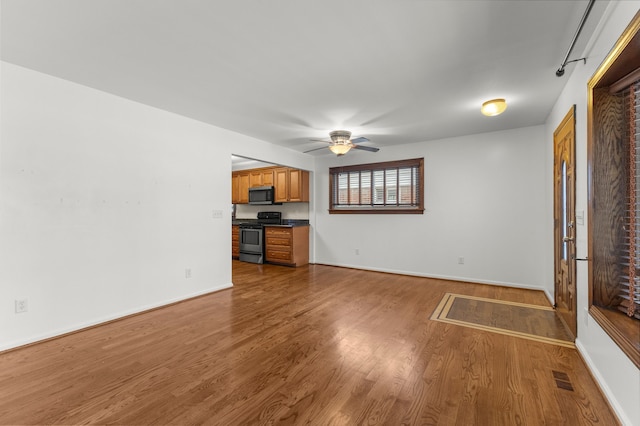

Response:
(274, 168), (288, 202)
(238, 173), (250, 204)
(554, 106), (577, 338)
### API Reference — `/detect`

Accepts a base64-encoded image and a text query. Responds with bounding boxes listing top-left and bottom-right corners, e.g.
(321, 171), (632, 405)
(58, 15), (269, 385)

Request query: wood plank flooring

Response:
(0, 262), (618, 425)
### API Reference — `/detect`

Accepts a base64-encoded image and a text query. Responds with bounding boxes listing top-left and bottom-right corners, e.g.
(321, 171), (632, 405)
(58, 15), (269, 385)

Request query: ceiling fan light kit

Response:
(329, 143), (352, 155)
(328, 130), (353, 155)
(305, 129), (379, 155)
(481, 98), (507, 116)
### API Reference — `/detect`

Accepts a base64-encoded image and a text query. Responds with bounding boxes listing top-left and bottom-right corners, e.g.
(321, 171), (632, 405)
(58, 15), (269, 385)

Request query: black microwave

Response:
(248, 186), (275, 205)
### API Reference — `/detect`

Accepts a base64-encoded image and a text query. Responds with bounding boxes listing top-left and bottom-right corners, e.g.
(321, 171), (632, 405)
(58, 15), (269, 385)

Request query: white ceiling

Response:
(1, 0), (609, 155)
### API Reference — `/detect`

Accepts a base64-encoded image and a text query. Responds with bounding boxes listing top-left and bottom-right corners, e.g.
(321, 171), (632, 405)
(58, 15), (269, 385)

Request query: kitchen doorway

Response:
(230, 155), (312, 274)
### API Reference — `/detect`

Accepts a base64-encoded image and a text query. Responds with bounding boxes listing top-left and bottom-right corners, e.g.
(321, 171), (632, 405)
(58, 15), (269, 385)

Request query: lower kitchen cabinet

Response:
(264, 225), (309, 267)
(232, 225), (239, 259)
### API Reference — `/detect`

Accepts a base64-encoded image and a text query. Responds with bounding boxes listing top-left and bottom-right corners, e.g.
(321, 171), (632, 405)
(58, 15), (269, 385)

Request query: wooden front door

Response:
(554, 106), (577, 338)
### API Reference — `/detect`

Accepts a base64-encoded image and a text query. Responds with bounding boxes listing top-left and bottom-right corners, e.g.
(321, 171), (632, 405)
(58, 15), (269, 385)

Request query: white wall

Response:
(314, 125), (547, 290)
(0, 62), (312, 351)
(544, 2), (640, 425)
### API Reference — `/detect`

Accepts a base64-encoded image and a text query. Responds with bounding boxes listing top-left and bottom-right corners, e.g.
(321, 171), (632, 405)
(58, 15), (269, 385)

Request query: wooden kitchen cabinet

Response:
(232, 172), (250, 204)
(233, 169), (268, 203)
(274, 168), (288, 203)
(239, 173), (250, 203)
(232, 166), (307, 204)
(288, 168), (308, 202)
(264, 225), (309, 267)
(274, 168), (309, 203)
(261, 169), (274, 187)
(232, 225), (239, 258)
(250, 169), (274, 188)
(249, 170), (263, 188)
(231, 173), (240, 204)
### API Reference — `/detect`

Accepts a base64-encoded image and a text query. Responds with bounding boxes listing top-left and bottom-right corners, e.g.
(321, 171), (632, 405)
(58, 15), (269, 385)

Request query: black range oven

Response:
(238, 211), (282, 264)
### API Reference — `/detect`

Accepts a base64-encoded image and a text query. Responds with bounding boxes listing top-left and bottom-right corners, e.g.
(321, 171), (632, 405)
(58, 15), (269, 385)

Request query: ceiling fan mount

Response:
(305, 130), (379, 155)
(329, 130), (352, 143)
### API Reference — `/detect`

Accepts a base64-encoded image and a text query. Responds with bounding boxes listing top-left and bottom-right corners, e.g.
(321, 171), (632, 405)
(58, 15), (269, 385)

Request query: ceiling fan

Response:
(304, 130), (380, 155)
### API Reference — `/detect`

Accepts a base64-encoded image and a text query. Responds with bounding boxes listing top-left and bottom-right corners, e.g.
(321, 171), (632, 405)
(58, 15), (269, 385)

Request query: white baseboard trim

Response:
(313, 261), (544, 292)
(575, 339), (630, 426)
(0, 283), (233, 353)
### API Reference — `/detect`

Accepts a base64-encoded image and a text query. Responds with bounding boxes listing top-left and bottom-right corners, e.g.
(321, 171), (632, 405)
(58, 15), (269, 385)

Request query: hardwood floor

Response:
(0, 262), (618, 425)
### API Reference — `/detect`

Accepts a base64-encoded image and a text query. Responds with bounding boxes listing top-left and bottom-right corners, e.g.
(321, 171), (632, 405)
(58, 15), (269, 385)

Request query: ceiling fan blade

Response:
(352, 144), (379, 152)
(303, 146), (329, 153)
(309, 139), (331, 143)
(350, 136), (369, 144)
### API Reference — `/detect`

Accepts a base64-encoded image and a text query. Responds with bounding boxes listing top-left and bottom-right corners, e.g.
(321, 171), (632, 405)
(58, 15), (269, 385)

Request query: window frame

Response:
(329, 158), (425, 214)
(587, 11), (640, 369)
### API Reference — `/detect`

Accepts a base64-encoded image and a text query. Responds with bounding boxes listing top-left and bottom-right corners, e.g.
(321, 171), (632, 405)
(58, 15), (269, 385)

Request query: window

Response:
(587, 12), (640, 368)
(619, 80), (640, 321)
(329, 158), (424, 214)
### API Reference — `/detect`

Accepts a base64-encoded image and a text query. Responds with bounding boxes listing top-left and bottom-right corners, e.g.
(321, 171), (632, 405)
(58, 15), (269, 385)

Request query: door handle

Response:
(563, 236), (574, 242)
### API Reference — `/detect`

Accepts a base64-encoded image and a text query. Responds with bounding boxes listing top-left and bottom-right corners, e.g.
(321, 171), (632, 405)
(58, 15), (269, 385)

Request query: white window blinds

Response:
(329, 158), (424, 213)
(621, 80), (640, 319)
(332, 164), (420, 208)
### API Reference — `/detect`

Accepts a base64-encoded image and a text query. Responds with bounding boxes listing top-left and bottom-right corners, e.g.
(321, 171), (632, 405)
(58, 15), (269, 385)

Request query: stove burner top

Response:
(257, 211), (282, 223)
(238, 211), (282, 229)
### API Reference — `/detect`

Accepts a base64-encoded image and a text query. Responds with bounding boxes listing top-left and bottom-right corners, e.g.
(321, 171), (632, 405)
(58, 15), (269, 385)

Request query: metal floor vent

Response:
(552, 370), (575, 391)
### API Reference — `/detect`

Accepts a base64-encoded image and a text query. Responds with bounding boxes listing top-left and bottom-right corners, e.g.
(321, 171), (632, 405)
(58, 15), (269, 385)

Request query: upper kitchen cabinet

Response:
(233, 166), (308, 204)
(232, 173), (239, 204)
(250, 169), (274, 188)
(232, 172), (250, 204)
(274, 167), (309, 203)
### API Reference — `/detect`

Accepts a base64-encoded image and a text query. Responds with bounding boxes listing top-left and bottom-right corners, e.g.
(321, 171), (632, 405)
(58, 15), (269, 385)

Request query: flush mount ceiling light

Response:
(481, 98), (507, 116)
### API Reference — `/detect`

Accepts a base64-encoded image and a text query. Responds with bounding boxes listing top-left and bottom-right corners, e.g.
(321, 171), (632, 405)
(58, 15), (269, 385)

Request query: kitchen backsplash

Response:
(235, 202), (310, 220)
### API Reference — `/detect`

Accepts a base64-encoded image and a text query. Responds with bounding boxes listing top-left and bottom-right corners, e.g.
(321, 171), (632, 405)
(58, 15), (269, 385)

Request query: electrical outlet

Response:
(355, 248), (360, 255)
(15, 299), (28, 314)
(458, 257), (465, 265)
(212, 210), (223, 219)
(185, 268), (192, 278)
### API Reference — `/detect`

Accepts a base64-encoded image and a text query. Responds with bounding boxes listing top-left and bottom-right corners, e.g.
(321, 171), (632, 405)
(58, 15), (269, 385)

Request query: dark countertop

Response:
(232, 219), (258, 225)
(266, 221), (310, 228)
(232, 219), (310, 227)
